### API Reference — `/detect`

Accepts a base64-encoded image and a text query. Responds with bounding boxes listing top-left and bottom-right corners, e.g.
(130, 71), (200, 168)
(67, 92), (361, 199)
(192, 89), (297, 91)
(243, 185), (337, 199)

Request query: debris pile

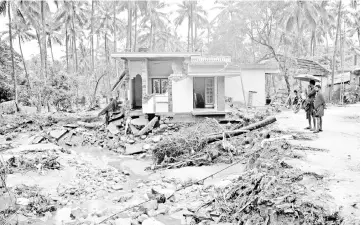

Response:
(174, 140), (342, 224)
(14, 185), (57, 216)
(152, 116), (277, 169)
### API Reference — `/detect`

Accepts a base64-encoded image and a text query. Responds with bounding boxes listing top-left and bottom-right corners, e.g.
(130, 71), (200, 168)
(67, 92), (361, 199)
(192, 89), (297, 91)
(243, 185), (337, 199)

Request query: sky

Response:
(0, 0), (220, 61)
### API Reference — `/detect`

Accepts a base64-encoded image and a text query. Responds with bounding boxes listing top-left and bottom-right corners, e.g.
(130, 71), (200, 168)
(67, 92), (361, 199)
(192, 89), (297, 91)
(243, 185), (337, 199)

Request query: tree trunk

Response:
(190, 2), (193, 52)
(41, 0), (47, 80)
(49, 38), (55, 65)
(187, 11), (190, 52)
(65, 25), (69, 72)
(113, 2), (117, 54)
(8, 1), (18, 105)
(19, 36), (31, 94)
(72, 1), (78, 73)
(150, 23), (153, 50)
(127, 0), (132, 52)
(330, 1), (342, 102)
(133, 7), (137, 52)
(91, 0), (94, 71)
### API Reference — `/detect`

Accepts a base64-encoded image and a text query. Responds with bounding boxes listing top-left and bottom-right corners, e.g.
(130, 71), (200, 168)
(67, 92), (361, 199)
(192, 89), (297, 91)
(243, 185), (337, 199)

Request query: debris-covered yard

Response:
(0, 104), (359, 225)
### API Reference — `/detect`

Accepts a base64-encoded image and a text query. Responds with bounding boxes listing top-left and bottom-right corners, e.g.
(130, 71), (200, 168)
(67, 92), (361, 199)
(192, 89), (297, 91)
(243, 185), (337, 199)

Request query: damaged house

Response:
(111, 52), (279, 118)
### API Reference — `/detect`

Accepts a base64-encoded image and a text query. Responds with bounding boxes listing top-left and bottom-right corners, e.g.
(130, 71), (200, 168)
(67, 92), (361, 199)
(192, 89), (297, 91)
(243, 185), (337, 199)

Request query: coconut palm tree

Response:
(141, 1), (168, 51)
(174, 1), (193, 51)
(55, 0), (87, 73)
(1, 18), (36, 93)
(0, 0), (18, 104)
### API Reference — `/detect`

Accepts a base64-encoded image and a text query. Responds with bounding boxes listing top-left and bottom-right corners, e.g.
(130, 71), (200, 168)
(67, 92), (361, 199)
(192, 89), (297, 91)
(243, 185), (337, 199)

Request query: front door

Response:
(193, 77), (215, 109)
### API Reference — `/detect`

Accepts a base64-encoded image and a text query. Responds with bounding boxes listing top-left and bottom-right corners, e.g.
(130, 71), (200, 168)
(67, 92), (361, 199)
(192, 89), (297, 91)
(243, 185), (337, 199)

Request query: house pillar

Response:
(141, 59), (148, 105)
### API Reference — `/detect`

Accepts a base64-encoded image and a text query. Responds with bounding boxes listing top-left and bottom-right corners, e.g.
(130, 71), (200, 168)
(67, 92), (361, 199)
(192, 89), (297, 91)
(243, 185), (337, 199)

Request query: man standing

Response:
(313, 84), (326, 133)
(305, 80), (316, 130)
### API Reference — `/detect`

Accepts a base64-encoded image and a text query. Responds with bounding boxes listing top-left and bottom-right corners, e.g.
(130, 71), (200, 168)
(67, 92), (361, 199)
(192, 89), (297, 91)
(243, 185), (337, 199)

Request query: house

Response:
(224, 64), (280, 107)
(110, 52), (279, 118)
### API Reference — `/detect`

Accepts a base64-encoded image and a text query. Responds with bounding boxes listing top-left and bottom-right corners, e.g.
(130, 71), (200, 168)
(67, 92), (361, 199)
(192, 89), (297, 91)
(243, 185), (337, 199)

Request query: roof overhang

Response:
(188, 72), (240, 77)
(111, 52), (201, 60)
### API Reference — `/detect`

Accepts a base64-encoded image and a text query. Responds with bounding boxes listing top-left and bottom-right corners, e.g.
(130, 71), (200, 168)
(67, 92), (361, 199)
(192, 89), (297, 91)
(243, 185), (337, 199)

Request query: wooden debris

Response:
(136, 117), (158, 136)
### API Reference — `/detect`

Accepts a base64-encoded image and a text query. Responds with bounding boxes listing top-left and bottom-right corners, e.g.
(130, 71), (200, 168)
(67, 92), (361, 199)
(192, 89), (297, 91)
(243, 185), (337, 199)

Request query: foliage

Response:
(344, 84), (359, 104)
(0, 41), (22, 102)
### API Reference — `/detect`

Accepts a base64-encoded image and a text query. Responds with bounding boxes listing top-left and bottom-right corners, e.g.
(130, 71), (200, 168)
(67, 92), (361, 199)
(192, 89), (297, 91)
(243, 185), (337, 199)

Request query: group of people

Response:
(287, 80), (326, 133)
(304, 80), (326, 133)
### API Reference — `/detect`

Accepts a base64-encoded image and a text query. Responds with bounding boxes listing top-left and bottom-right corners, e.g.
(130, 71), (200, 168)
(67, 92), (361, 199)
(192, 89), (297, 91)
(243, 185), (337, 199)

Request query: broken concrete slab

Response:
(131, 118), (148, 127)
(107, 123), (120, 135)
(63, 124), (78, 129)
(49, 129), (68, 140)
(8, 143), (64, 154)
(125, 144), (145, 155)
(129, 124), (140, 135)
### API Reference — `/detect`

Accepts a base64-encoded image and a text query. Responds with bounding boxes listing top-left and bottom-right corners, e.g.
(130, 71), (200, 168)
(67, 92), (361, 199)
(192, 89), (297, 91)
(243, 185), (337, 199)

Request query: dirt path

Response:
(275, 104), (360, 222)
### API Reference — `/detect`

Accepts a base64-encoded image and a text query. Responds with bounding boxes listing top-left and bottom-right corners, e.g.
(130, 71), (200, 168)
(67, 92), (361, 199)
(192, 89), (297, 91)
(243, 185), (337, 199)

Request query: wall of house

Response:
(172, 77), (193, 113)
(225, 69), (266, 107)
(217, 77), (225, 111)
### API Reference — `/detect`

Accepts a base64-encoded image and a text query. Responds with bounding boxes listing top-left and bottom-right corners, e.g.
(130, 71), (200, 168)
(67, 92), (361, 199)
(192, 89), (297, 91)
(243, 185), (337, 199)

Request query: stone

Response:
(49, 129), (68, 140)
(141, 135), (147, 140)
(64, 124), (78, 128)
(71, 208), (88, 219)
(122, 170), (130, 176)
(143, 144), (151, 151)
(156, 204), (168, 215)
(125, 144), (146, 155)
(144, 200), (158, 211)
(114, 218), (132, 225)
(138, 214), (149, 223)
(159, 124), (168, 130)
(131, 118), (148, 127)
(152, 136), (161, 143)
(107, 123), (120, 135)
(128, 139), (135, 144)
(142, 218), (165, 225)
(168, 123), (174, 127)
(16, 198), (30, 206)
(112, 184), (123, 191)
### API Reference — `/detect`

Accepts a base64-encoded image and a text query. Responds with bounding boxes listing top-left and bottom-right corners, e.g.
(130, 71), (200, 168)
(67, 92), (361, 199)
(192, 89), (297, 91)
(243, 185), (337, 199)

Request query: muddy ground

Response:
(0, 104), (359, 225)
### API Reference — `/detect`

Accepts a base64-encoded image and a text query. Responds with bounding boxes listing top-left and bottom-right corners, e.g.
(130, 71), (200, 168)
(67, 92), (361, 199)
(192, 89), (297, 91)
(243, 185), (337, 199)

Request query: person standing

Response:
(313, 84), (326, 133)
(305, 80), (316, 130)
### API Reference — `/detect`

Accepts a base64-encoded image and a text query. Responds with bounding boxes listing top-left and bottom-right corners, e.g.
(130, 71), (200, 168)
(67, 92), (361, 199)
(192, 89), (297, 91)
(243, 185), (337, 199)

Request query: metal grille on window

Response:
(205, 78), (214, 104)
(161, 79), (168, 94)
(153, 79), (160, 94)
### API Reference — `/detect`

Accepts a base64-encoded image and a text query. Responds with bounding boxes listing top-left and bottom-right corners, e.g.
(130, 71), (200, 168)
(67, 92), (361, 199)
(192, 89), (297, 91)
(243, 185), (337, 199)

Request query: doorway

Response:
(132, 74), (142, 109)
(193, 77), (215, 109)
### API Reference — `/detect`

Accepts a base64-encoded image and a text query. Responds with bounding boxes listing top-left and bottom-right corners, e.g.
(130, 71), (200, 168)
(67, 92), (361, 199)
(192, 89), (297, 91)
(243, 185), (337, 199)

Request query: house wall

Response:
(225, 69), (266, 107)
(172, 77), (193, 113)
(217, 77), (225, 111)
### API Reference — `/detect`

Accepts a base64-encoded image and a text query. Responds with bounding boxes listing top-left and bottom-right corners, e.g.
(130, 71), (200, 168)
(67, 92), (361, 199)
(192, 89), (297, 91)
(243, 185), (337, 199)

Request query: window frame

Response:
(151, 78), (168, 94)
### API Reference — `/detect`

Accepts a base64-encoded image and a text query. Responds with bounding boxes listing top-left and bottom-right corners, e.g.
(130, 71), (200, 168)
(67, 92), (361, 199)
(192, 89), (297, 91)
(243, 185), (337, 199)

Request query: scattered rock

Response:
(159, 124), (168, 130)
(131, 118), (149, 127)
(143, 144), (151, 151)
(114, 218), (132, 225)
(49, 129), (68, 140)
(152, 136), (161, 143)
(128, 139), (135, 144)
(138, 214), (149, 223)
(144, 200), (158, 211)
(70, 208), (88, 219)
(16, 198), (30, 206)
(141, 135), (147, 140)
(5, 137), (11, 141)
(142, 217), (165, 225)
(107, 123), (120, 135)
(125, 144), (146, 155)
(112, 184), (124, 191)
(122, 170), (130, 176)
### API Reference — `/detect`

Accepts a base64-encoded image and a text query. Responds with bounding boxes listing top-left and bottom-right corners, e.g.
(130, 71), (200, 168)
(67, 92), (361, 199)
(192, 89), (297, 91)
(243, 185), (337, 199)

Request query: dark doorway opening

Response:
(132, 74), (142, 109)
(193, 77), (215, 109)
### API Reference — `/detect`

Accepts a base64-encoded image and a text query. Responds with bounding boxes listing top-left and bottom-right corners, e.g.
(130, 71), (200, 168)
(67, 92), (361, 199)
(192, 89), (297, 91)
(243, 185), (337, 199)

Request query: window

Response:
(152, 78), (168, 94)
(205, 78), (214, 104)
